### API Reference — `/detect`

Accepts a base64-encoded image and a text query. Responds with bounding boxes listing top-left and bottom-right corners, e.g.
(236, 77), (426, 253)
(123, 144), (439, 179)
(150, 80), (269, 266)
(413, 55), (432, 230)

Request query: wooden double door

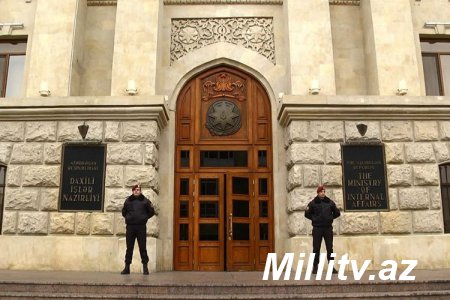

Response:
(175, 171), (272, 271)
(174, 66), (273, 271)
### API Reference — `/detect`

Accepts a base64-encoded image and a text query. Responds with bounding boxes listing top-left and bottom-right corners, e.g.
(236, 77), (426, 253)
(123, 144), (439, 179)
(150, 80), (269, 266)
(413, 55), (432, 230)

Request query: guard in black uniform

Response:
(121, 184), (155, 275)
(305, 185), (341, 274)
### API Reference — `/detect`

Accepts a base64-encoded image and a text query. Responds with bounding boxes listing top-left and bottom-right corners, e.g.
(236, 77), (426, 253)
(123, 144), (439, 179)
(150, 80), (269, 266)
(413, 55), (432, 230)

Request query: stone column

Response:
(361, 0), (421, 96)
(284, 0), (336, 95)
(25, 0), (81, 97)
(111, 0), (160, 96)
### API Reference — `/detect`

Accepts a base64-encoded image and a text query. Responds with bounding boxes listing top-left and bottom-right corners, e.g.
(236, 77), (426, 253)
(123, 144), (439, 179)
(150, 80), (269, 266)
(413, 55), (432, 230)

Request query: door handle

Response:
(228, 213), (233, 240)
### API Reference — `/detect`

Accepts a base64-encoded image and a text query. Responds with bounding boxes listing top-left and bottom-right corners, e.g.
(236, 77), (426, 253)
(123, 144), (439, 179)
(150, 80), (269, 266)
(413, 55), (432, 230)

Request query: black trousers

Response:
(125, 224), (149, 264)
(312, 226), (334, 266)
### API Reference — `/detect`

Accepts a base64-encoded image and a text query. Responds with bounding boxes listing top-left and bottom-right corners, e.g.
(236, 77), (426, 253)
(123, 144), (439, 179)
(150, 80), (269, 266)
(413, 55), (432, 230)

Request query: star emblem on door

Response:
(206, 100), (241, 136)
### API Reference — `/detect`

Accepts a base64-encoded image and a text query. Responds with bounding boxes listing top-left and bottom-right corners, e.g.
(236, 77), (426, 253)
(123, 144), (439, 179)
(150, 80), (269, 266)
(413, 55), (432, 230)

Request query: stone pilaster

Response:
(284, 0), (336, 95)
(25, 0), (81, 97)
(361, 0), (421, 95)
(111, 0), (160, 96)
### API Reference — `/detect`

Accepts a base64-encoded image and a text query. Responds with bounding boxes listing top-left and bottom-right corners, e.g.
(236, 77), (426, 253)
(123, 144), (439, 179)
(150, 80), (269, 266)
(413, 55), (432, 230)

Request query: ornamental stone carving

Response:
(206, 100), (241, 136)
(171, 17), (275, 64)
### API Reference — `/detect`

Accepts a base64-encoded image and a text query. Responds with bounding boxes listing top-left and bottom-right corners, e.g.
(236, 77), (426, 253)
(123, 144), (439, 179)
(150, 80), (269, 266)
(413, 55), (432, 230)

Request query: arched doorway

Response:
(174, 66), (274, 271)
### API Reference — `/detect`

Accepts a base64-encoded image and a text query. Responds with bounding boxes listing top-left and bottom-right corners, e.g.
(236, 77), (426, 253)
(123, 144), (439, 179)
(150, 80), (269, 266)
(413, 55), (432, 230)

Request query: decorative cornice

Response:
(329, 0), (360, 6)
(277, 95), (450, 127)
(87, 0), (117, 6)
(0, 96), (169, 128)
(164, 0), (282, 4)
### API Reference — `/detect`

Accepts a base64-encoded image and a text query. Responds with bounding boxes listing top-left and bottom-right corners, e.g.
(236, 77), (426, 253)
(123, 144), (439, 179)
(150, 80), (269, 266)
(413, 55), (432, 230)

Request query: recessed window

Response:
(439, 164), (450, 233)
(200, 151), (247, 167)
(421, 40), (450, 96)
(180, 150), (190, 168)
(199, 224), (219, 241)
(179, 224), (189, 241)
(0, 40), (27, 98)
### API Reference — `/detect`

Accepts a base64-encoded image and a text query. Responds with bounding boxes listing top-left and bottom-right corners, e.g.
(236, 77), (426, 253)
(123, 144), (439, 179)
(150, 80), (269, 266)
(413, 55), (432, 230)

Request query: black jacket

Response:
(122, 194), (155, 225)
(305, 196), (340, 227)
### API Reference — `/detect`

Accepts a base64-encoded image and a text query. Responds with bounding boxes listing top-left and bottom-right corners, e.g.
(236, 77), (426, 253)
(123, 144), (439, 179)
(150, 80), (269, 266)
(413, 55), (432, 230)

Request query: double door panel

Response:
(174, 172), (272, 271)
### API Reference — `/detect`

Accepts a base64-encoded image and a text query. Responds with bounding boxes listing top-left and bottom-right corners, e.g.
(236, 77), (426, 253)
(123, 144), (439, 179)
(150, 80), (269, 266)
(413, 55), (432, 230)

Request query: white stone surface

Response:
(107, 144), (143, 164)
(44, 143), (62, 164)
(76, 213), (91, 235)
(380, 211), (412, 234)
(398, 188), (429, 210)
(303, 165), (320, 187)
(145, 143), (159, 168)
(287, 143), (324, 166)
(105, 121), (120, 142)
(429, 187), (442, 210)
(414, 121), (439, 141)
(381, 121), (413, 142)
(433, 142), (450, 162)
(0, 143), (13, 164)
(40, 188), (59, 211)
(321, 165), (342, 186)
(413, 165), (439, 186)
(17, 212), (48, 234)
(287, 187), (314, 212)
(50, 213), (75, 234)
(122, 121), (159, 142)
(6, 166), (22, 187)
(10, 143), (44, 164)
(385, 143), (404, 164)
(413, 210), (443, 233)
(325, 143), (341, 165)
(387, 165), (412, 187)
(2, 211), (17, 234)
(4, 188), (39, 210)
(340, 213), (379, 234)
(0, 122), (25, 142)
(309, 121), (344, 142)
(25, 122), (57, 142)
(105, 188), (129, 212)
(287, 212), (308, 236)
(284, 121), (308, 148)
(405, 143), (435, 163)
(91, 213), (114, 235)
(287, 165), (302, 191)
(124, 166), (159, 193)
(105, 165), (123, 187)
(22, 166), (60, 187)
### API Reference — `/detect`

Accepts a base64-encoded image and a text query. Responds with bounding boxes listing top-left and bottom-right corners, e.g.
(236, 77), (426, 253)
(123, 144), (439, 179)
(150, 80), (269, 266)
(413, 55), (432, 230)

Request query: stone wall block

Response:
(340, 213), (379, 234)
(105, 121), (120, 142)
(439, 121), (450, 140)
(44, 143), (62, 164)
(388, 188), (399, 210)
(309, 121), (344, 142)
(287, 212), (308, 236)
(124, 166), (159, 193)
(76, 213), (91, 235)
(287, 187), (315, 212)
(145, 143), (159, 169)
(327, 188), (343, 210)
(414, 121), (439, 141)
(429, 187), (442, 210)
(10, 143), (43, 164)
(287, 165), (302, 191)
(2, 211), (17, 234)
(322, 165), (342, 186)
(0, 122), (25, 142)
(91, 213), (114, 235)
(287, 143), (324, 166)
(387, 165), (412, 187)
(380, 211), (412, 233)
(105, 188), (129, 212)
(122, 121), (159, 142)
(398, 188), (429, 210)
(5, 188), (39, 210)
(17, 212), (48, 234)
(413, 210), (443, 233)
(6, 166), (22, 187)
(115, 214), (126, 235)
(147, 215), (159, 237)
(50, 213), (75, 234)
(26, 122), (57, 142)
(146, 189), (159, 215)
(107, 144), (143, 164)
(413, 165), (439, 186)
(325, 143), (341, 164)
(58, 121), (103, 142)
(381, 121), (413, 142)
(405, 144), (435, 163)
(40, 188), (59, 211)
(433, 142), (450, 162)
(284, 121), (308, 148)
(385, 143), (404, 164)
(22, 166), (60, 187)
(105, 165), (123, 187)
(0, 143), (13, 164)
(303, 165), (320, 187)
(345, 121), (381, 141)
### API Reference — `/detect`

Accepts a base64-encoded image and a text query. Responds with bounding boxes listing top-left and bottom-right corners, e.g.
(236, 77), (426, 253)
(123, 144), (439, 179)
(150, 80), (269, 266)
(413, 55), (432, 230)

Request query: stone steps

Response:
(1, 280), (450, 299)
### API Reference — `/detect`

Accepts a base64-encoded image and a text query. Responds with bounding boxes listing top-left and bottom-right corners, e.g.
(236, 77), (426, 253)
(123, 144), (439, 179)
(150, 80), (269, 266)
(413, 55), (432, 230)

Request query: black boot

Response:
(121, 263), (130, 275)
(143, 263), (149, 275)
(312, 265), (318, 274)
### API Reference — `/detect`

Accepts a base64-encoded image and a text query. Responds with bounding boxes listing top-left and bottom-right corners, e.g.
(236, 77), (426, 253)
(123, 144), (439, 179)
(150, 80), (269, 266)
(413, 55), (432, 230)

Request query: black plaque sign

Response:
(342, 144), (389, 211)
(59, 144), (106, 211)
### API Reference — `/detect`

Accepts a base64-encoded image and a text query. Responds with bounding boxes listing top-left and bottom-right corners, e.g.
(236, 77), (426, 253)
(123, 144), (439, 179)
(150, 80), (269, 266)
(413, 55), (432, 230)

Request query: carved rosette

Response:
(202, 73), (246, 101)
(206, 100), (242, 136)
(171, 17), (275, 64)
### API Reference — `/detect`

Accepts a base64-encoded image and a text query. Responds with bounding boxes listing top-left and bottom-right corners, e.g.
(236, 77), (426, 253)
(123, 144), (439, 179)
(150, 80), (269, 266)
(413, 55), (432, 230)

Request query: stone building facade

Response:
(0, 0), (450, 272)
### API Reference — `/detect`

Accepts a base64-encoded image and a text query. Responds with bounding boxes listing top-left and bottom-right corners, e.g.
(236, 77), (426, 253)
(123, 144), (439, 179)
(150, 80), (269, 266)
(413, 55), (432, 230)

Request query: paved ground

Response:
(0, 268), (449, 286)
